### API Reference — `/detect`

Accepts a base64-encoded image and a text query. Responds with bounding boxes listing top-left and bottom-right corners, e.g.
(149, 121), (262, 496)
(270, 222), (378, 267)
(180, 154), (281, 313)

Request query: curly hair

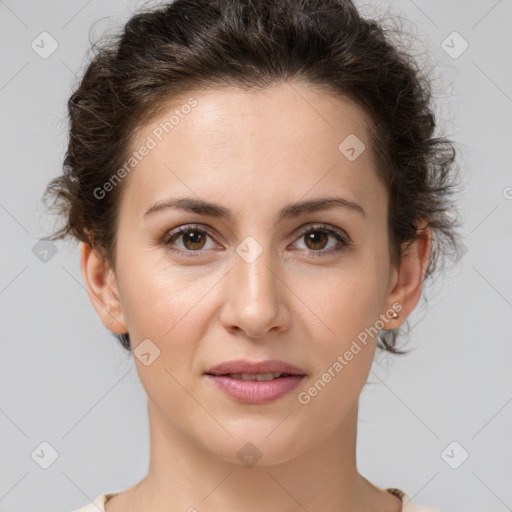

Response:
(43, 0), (462, 354)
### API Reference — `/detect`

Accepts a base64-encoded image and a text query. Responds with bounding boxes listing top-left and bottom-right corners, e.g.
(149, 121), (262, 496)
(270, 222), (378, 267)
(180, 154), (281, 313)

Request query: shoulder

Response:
(402, 493), (441, 512)
(68, 493), (111, 512)
(404, 502), (441, 512)
(386, 488), (441, 512)
(72, 490), (441, 512)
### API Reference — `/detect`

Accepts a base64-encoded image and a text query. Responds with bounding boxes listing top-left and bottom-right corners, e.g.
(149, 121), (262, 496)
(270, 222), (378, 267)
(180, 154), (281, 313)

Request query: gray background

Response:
(1, 0), (511, 511)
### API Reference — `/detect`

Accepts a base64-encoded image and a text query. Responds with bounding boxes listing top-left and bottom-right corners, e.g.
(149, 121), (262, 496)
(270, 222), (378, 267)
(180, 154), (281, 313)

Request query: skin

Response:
(81, 82), (431, 512)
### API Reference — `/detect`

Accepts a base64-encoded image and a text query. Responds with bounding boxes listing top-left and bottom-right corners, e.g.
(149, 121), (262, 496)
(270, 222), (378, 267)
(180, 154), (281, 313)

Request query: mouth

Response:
(208, 372), (300, 381)
(204, 359), (307, 404)
(205, 359), (306, 377)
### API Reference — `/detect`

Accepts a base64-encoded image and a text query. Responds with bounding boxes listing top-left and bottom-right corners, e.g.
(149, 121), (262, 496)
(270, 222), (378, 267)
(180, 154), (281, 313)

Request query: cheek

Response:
(115, 254), (215, 406)
(291, 260), (385, 345)
(293, 271), (382, 418)
(115, 249), (211, 346)
(287, 260), (386, 405)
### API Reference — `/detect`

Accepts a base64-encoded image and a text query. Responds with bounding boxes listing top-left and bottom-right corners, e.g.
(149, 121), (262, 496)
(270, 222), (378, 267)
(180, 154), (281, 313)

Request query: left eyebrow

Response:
(143, 196), (367, 221)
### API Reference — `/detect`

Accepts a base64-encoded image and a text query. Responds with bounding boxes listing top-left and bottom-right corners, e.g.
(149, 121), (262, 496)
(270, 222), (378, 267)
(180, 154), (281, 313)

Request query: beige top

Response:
(71, 488), (440, 511)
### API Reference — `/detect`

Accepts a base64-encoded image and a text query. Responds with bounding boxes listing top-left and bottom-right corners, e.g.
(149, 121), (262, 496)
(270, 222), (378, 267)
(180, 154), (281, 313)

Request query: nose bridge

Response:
(221, 233), (286, 337)
(235, 234), (278, 306)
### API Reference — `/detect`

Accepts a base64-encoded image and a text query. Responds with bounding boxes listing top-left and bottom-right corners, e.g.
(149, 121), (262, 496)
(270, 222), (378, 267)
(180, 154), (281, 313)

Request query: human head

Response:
(43, 0), (461, 355)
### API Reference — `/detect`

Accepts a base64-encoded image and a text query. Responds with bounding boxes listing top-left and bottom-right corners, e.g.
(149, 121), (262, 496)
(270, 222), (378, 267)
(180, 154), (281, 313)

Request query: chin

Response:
(200, 423), (309, 468)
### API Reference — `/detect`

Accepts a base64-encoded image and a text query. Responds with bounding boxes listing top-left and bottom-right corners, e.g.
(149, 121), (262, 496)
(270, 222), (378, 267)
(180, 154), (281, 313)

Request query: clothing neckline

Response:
(386, 487), (405, 501)
(103, 487), (405, 507)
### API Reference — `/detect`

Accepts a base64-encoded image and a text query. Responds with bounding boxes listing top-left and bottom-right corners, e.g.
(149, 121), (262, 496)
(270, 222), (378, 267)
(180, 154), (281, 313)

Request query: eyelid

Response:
(162, 223), (219, 247)
(293, 223), (351, 245)
(162, 222), (351, 258)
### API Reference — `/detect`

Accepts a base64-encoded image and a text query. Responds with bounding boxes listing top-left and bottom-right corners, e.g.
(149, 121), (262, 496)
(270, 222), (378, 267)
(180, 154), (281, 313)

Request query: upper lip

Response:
(206, 359), (306, 376)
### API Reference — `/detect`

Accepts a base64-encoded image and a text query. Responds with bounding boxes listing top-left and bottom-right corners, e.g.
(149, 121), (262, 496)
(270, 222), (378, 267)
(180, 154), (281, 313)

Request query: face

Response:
(100, 83), (403, 465)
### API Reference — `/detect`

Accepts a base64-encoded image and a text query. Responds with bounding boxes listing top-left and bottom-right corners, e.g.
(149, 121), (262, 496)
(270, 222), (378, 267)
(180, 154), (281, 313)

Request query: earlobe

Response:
(384, 223), (432, 328)
(80, 242), (127, 334)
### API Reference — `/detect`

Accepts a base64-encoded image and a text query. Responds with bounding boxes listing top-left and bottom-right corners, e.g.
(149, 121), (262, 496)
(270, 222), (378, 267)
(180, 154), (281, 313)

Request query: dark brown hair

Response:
(43, 0), (462, 354)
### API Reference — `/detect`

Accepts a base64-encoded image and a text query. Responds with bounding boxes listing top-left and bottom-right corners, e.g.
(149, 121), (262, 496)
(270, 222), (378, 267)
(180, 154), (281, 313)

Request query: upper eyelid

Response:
(165, 223), (349, 247)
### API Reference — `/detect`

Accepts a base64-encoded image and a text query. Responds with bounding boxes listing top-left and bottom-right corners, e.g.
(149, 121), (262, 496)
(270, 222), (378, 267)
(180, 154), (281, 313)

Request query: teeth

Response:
(228, 372), (284, 381)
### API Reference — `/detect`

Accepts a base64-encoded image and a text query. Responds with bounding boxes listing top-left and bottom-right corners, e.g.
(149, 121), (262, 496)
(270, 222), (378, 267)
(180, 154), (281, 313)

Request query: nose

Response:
(219, 239), (290, 339)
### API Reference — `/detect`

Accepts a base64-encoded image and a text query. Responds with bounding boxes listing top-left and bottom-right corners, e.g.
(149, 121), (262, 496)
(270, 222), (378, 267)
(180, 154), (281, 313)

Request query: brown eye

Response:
(180, 229), (207, 250)
(164, 225), (216, 256)
(303, 231), (329, 251)
(292, 225), (350, 258)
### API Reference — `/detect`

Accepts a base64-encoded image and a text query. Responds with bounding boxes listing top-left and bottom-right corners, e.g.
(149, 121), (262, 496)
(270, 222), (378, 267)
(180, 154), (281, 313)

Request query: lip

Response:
(206, 359), (306, 376)
(206, 374), (305, 404)
(204, 359), (307, 404)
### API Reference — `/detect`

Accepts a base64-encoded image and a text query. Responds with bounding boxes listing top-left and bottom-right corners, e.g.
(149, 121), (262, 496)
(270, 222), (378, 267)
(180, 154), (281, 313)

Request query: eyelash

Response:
(162, 223), (351, 259)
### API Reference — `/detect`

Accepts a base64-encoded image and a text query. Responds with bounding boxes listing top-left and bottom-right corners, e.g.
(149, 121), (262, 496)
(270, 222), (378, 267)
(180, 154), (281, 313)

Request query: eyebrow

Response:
(144, 196), (366, 221)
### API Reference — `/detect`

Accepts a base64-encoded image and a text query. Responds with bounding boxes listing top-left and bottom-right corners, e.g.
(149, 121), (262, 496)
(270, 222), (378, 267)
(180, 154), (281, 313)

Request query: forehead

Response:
(121, 82), (386, 221)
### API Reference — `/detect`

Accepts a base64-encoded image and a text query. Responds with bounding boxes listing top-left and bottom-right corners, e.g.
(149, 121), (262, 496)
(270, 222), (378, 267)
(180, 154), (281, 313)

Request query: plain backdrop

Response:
(0, 1), (511, 511)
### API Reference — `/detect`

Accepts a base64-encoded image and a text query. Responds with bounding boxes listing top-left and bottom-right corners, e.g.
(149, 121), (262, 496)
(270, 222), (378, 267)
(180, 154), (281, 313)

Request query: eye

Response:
(162, 223), (351, 259)
(291, 224), (350, 257)
(163, 224), (218, 257)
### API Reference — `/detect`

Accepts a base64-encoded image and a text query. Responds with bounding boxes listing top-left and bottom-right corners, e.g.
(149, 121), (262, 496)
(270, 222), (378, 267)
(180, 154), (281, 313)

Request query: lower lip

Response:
(205, 374), (305, 404)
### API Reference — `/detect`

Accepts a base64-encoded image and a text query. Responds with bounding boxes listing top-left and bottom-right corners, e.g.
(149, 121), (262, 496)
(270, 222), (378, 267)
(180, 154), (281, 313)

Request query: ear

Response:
(80, 242), (127, 334)
(383, 221), (432, 328)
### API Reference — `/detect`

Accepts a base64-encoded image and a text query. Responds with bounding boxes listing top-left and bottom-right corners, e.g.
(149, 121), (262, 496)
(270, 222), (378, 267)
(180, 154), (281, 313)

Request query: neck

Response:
(123, 399), (392, 512)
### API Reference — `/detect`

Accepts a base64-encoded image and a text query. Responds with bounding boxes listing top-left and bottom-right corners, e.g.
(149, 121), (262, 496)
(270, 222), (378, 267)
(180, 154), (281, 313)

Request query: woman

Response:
(44, 0), (461, 510)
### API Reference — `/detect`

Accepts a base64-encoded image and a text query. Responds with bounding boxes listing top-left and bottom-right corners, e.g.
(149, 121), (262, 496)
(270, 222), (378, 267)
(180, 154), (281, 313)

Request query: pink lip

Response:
(206, 359), (306, 376)
(206, 375), (305, 404)
(205, 359), (307, 404)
